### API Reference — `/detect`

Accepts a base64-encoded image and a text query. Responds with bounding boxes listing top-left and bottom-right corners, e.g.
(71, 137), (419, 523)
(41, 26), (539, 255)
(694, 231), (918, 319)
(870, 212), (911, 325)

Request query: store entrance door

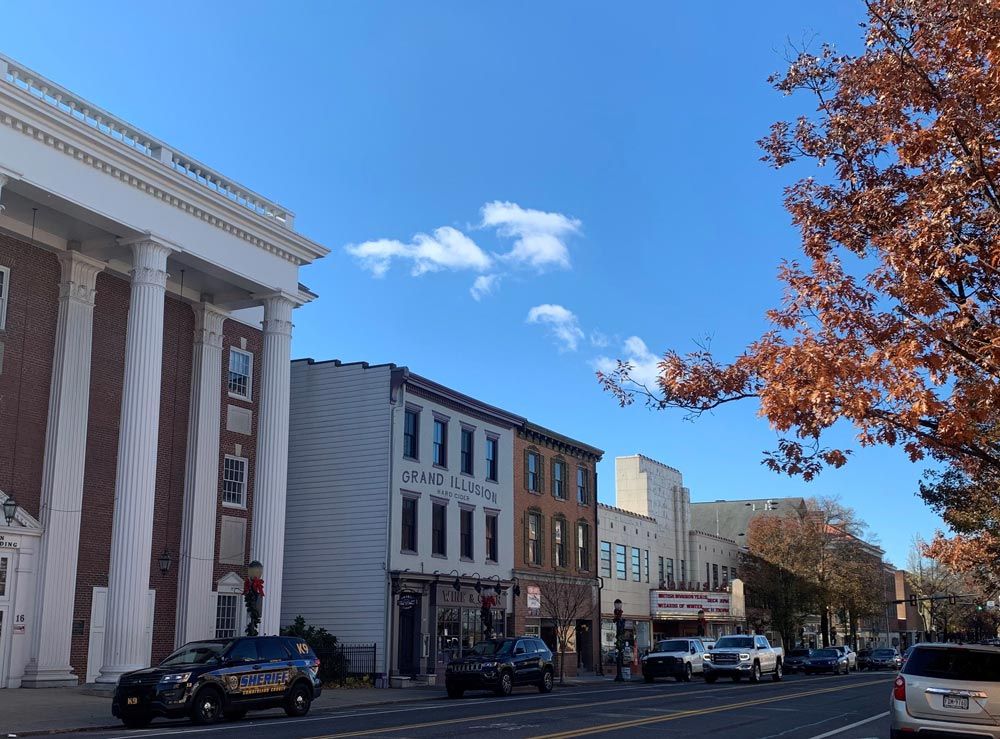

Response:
(397, 597), (421, 676)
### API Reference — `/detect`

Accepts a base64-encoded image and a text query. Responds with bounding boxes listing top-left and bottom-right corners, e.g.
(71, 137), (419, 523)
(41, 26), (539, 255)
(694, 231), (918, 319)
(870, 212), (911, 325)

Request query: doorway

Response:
(397, 598), (421, 676)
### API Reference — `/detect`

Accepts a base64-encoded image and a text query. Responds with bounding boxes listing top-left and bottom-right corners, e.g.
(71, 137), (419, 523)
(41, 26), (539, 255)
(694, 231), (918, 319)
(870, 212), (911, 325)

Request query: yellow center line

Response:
(305, 677), (889, 739)
(530, 679), (889, 739)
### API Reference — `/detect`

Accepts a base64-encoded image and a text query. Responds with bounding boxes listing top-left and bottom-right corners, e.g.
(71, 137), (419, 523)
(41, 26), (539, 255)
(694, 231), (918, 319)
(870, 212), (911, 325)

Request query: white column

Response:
(174, 303), (227, 646)
(250, 294), (295, 635)
(97, 238), (173, 684)
(21, 251), (104, 688)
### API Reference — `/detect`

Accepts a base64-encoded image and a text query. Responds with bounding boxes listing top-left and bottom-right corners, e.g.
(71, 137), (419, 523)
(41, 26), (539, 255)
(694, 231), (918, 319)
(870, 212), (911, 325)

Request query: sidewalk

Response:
(1, 684), (445, 737)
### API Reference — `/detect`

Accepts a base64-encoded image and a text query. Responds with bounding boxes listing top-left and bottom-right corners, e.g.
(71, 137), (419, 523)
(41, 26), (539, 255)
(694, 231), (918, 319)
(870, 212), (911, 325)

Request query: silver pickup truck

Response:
(703, 634), (784, 683)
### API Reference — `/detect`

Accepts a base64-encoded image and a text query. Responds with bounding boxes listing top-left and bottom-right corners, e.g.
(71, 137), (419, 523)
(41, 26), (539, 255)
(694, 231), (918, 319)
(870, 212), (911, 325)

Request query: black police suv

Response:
(445, 637), (555, 698)
(112, 635), (322, 729)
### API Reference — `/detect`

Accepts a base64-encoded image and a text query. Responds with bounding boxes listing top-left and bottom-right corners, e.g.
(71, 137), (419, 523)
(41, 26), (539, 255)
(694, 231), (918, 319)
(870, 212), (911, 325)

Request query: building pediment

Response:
(0, 489), (42, 534)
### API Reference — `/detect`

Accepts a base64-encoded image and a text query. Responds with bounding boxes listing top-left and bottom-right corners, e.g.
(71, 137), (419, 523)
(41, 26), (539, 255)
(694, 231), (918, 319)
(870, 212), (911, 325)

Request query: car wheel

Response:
(121, 714), (152, 729)
(190, 687), (224, 725)
(495, 671), (513, 697)
(749, 663), (761, 683)
(447, 685), (464, 699)
(682, 663), (693, 682)
(772, 662), (783, 682)
(223, 709), (247, 721)
(538, 669), (554, 693)
(704, 674), (717, 684)
(284, 683), (312, 717)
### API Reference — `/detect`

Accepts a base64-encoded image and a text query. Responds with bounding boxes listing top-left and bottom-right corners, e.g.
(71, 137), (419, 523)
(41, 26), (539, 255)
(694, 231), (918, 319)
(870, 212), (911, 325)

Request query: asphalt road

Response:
(60, 672), (896, 739)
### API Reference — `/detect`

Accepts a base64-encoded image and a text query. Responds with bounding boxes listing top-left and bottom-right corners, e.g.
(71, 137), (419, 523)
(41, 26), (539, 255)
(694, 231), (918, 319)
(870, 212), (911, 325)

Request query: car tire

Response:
(749, 663), (761, 683)
(682, 664), (693, 682)
(190, 687), (224, 725)
(284, 682), (312, 717)
(704, 674), (717, 684)
(495, 671), (513, 697)
(121, 714), (152, 729)
(223, 709), (247, 722)
(772, 662), (783, 682)
(447, 685), (464, 699)
(538, 669), (554, 693)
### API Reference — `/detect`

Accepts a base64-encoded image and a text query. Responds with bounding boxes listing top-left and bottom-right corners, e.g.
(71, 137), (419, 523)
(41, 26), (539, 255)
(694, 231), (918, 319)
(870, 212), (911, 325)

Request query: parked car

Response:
(832, 645), (857, 671)
(890, 643), (1000, 739)
(869, 647), (903, 671)
(784, 648), (812, 674)
(856, 649), (873, 670)
(112, 636), (322, 729)
(703, 634), (784, 683)
(803, 648), (850, 675)
(641, 638), (706, 682)
(445, 637), (554, 698)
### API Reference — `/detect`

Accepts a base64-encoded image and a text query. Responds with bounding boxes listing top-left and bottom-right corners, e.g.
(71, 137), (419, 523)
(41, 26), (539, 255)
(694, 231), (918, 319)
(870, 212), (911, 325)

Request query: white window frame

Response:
(228, 348), (253, 401)
(222, 455), (248, 508)
(0, 265), (9, 331)
(215, 592), (241, 638)
(214, 573), (246, 638)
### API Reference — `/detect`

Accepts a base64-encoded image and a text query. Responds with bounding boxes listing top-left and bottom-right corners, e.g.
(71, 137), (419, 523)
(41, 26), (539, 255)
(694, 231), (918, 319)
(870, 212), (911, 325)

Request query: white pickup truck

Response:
(703, 634), (784, 683)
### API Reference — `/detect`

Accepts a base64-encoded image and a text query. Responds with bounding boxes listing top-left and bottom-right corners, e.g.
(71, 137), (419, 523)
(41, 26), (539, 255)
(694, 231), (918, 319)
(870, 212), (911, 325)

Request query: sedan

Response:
(868, 647), (902, 671)
(803, 648), (849, 675)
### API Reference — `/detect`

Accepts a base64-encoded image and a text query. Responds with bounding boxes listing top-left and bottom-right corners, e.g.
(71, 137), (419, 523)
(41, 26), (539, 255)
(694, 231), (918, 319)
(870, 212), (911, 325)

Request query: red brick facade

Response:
(0, 234), (261, 679)
(511, 424), (602, 676)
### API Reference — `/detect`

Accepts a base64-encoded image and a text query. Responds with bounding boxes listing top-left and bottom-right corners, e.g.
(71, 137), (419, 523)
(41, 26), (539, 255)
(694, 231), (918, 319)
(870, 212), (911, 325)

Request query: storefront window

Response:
(635, 620), (651, 651)
(437, 607), (461, 666)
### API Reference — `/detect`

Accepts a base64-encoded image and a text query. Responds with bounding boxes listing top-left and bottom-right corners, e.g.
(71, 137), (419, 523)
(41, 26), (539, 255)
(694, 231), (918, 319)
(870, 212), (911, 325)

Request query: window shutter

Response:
(523, 511), (530, 565)
(523, 449), (530, 491)
(537, 454), (545, 494)
(550, 518), (556, 567)
(538, 515), (545, 566)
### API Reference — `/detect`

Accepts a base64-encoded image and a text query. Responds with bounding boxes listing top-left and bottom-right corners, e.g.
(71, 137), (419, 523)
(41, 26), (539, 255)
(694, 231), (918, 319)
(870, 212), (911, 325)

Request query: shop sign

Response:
(527, 586), (541, 615)
(650, 590), (730, 617)
(398, 594), (418, 610)
(0, 536), (18, 549)
(400, 467), (501, 506)
(436, 585), (508, 609)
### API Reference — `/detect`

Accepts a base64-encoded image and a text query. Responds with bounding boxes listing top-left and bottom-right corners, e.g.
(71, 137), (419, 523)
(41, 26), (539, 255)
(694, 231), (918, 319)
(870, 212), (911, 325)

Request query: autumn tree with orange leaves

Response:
(598, 0), (1000, 585)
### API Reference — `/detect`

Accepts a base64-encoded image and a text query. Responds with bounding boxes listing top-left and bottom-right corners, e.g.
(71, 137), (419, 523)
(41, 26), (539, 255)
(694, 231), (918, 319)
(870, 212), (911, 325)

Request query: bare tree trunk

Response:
(559, 640), (566, 685)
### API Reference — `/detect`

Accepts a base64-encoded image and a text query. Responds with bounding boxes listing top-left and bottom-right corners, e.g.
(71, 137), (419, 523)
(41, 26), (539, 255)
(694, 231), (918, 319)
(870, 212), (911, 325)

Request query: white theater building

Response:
(0, 54), (328, 687)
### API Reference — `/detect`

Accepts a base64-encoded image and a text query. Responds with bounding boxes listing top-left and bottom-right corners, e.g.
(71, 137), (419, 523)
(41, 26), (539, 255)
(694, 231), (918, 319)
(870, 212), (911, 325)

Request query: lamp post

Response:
(595, 576), (604, 676)
(2, 496), (17, 526)
(244, 560), (265, 636)
(613, 598), (624, 682)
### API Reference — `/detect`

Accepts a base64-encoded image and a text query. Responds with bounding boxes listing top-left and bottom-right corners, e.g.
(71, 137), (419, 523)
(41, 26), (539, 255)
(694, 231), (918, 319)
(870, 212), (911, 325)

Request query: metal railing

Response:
(314, 643), (378, 686)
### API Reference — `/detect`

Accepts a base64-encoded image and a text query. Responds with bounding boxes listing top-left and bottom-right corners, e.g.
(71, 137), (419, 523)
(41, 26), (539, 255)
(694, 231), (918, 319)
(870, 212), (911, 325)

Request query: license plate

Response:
(943, 695), (969, 710)
(126, 697), (139, 706)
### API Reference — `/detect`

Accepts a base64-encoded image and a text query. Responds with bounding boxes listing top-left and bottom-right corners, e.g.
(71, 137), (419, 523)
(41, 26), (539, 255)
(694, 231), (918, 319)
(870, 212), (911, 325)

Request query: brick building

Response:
(510, 422), (603, 676)
(0, 55), (327, 688)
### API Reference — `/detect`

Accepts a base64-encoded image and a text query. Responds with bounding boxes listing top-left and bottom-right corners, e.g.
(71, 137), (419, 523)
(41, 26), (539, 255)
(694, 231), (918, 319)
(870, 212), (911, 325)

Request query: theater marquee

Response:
(650, 590), (731, 618)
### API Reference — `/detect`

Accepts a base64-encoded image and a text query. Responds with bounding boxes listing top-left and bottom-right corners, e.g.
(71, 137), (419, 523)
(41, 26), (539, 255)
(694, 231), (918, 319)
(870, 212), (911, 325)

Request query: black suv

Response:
(112, 635), (322, 729)
(445, 637), (554, 697)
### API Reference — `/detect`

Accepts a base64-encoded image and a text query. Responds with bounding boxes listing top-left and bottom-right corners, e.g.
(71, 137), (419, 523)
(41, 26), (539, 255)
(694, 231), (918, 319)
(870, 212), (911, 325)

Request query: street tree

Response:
(598, 0), (1000, 579)
(536, 576), (595, 685)
(739, 543), (816, 649)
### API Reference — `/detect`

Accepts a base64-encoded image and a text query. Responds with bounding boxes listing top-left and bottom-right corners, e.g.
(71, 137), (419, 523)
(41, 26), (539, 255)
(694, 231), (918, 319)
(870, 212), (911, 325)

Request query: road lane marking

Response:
(806, 711), (890, 739)
(530, 679), (888, 739)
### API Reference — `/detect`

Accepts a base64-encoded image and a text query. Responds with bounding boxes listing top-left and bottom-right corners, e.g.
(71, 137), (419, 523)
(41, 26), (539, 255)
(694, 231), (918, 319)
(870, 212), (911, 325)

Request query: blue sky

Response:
(1, 1), (940, 566)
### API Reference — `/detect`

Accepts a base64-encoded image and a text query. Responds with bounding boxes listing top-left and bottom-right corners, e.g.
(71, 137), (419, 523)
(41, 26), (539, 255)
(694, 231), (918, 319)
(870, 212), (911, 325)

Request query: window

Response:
(526, 451), (541, 492)
(658, 556), (664, 585)
(643, 549), (650, 583)
(712, 564), (719, 589)
(721, 565), (729, 584)
(215, 593), (240, 638)
(486, 513), (498, 562)
(227, 638), (258, 663)
(460, 427), (474, 475)
(600, 541), (612, 577)
(228, 348), (252, 400)
(576, 467), (589, 504)
(222, 456), (247, 507)
(631, 548), (641, 582)
(666, 558), (675, 585)
(432, 502), (447, 556)
(433, 419), (448, 467)
(553, 517), (566, 568)
(615, 544), (627, 580)
(485, 436), (499, 482)
(552, 460), (566, 499)
(527, 511), (543, 565)
(460, 508), (474, 560)
(258, 637), (289, 662)
(577, 522), (590, 570)
(401, 497), (418, 552)
(0, 266), (8, 331)
(680, 560), (685, 585)
(403, 408), (419, 460)
(731, 567), (737, 581)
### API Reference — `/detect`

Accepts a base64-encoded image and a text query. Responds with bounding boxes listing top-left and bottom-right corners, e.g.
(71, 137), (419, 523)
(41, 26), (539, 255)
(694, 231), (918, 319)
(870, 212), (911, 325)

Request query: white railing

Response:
(0, 54), (295, 229)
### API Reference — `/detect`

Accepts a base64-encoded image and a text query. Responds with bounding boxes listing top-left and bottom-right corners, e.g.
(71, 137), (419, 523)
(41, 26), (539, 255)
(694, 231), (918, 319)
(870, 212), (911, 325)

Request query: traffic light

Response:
(948, 594), (957, 605)
(909, 594), (918, 607)
(977, 605), (984, 612)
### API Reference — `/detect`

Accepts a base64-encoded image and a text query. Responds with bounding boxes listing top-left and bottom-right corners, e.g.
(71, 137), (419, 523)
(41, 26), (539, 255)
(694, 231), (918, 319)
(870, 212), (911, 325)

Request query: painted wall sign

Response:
(527, 585), (541, 615)
(0, 536), (18, 549)
(435, 585), (508, 609)
(400, 469), (499, 505)
(650, 590), (731, 617)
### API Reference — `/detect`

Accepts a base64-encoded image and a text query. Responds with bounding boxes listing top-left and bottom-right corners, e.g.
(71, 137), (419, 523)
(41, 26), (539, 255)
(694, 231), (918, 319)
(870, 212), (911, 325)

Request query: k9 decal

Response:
(236, 670), (290, 695)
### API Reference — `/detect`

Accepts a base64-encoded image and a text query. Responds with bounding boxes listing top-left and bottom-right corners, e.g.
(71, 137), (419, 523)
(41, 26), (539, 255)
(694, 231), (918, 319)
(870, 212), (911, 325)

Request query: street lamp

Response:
(2, 496), (17, 526)
(613, 598), (624, 682)
(244, 559), (265, 636)
(595, 576), (605, 676)
(157, 548), (172, 575)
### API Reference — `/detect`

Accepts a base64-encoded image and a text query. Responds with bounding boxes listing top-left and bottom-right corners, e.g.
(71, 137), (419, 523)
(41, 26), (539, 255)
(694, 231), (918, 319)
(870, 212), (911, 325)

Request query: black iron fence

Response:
(314, 643), (378, 686)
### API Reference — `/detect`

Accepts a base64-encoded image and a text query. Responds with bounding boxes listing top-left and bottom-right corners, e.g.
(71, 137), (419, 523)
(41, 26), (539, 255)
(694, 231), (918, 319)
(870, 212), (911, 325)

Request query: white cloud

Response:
(589, 329), (610, 349)
(593, 335), (662, 388)
(481, 201), (581, 271)
(470, 274), (501, 301)
(346, 226), (493, 277)
(526, 304), (585, 352)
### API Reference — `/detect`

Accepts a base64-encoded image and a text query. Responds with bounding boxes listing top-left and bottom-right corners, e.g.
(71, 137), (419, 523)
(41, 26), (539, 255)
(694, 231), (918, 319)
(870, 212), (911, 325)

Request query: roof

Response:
(522, 421), (604, 461)
(598, 502), (657, 524)
(689, 497), (807, 540)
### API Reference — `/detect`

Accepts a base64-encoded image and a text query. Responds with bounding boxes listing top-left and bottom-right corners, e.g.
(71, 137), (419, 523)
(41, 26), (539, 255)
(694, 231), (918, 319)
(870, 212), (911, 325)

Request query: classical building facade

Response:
(0, 55), (328, 688)
(509, 422), (603, 676)
(283, 360), (523, 680)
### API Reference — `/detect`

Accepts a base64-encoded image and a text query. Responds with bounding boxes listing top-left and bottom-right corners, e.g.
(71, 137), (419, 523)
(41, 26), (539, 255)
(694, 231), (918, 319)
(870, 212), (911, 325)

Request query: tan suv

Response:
(890, 643), (1000, 739)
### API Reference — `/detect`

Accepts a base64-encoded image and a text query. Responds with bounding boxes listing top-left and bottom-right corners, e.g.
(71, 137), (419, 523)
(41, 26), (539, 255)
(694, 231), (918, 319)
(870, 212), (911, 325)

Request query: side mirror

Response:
(690, 648), (696, 655)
